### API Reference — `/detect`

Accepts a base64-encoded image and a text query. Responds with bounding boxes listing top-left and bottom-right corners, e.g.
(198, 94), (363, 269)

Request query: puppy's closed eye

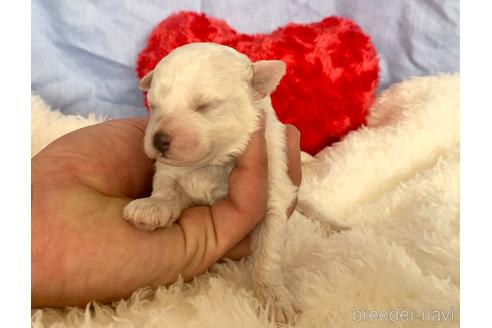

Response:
(196, 103), (212, 113)
(195, 99), (224, 114)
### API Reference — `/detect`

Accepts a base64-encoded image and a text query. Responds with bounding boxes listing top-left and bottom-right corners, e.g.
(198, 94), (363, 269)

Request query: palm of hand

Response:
(31, 118), (300, 307)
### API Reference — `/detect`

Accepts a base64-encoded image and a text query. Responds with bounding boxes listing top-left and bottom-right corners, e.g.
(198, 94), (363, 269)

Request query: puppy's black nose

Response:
(153, 132), (171, 154)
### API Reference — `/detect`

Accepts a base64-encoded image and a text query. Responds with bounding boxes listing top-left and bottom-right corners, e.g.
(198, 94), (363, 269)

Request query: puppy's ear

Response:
(138, 70), (154, 91)
(251, 60), (286, 99)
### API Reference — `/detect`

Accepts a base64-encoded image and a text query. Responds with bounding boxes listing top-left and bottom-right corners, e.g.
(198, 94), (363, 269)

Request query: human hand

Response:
(31, 118), (301, 307)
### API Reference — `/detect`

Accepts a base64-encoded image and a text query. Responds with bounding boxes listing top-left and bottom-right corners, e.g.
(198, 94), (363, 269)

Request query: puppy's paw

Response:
(123, 197), (178, 231)
(269, 302), (300, 325)
(255, 285), (300, 324)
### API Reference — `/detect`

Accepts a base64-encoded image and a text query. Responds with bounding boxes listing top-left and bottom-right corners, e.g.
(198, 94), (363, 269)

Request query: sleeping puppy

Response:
(123, 42), (298, 321)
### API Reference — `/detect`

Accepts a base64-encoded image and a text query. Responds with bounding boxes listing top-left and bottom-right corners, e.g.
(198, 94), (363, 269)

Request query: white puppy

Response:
(124, 42), (298, 321)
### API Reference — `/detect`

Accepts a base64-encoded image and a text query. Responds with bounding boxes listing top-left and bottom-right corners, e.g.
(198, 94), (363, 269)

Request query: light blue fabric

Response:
(31, 0), (459, 118)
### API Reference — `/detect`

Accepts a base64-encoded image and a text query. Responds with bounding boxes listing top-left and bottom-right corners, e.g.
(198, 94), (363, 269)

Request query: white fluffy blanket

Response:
(31, 74), (460, 328)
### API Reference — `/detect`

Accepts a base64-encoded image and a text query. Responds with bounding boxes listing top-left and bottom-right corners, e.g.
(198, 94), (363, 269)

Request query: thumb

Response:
(163, 116), (268, 279)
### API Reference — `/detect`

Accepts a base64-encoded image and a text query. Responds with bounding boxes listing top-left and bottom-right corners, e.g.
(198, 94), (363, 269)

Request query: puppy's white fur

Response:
(123, 43), (298, 321)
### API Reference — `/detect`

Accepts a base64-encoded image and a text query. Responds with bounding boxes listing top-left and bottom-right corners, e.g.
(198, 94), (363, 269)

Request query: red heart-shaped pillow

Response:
(137, 11), (379, 155)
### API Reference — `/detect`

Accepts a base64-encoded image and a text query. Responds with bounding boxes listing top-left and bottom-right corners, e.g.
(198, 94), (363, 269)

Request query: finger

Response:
(221, 235), (252, 261)
(285, 125), (302, 217)
(164, 115), (268, 279)
(209, 114), (268, 251)
(285, 125), (302, 188)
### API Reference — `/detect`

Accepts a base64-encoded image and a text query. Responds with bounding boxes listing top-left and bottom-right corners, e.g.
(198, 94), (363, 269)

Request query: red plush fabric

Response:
(137, 11), (379, 155)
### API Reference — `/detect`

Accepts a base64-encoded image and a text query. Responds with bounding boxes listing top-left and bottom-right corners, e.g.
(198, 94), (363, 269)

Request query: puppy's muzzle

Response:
(153, 132), (171, 155)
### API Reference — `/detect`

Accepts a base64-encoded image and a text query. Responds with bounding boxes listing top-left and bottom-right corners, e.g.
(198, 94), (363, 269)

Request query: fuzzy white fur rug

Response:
(31, 74), (460, 328)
